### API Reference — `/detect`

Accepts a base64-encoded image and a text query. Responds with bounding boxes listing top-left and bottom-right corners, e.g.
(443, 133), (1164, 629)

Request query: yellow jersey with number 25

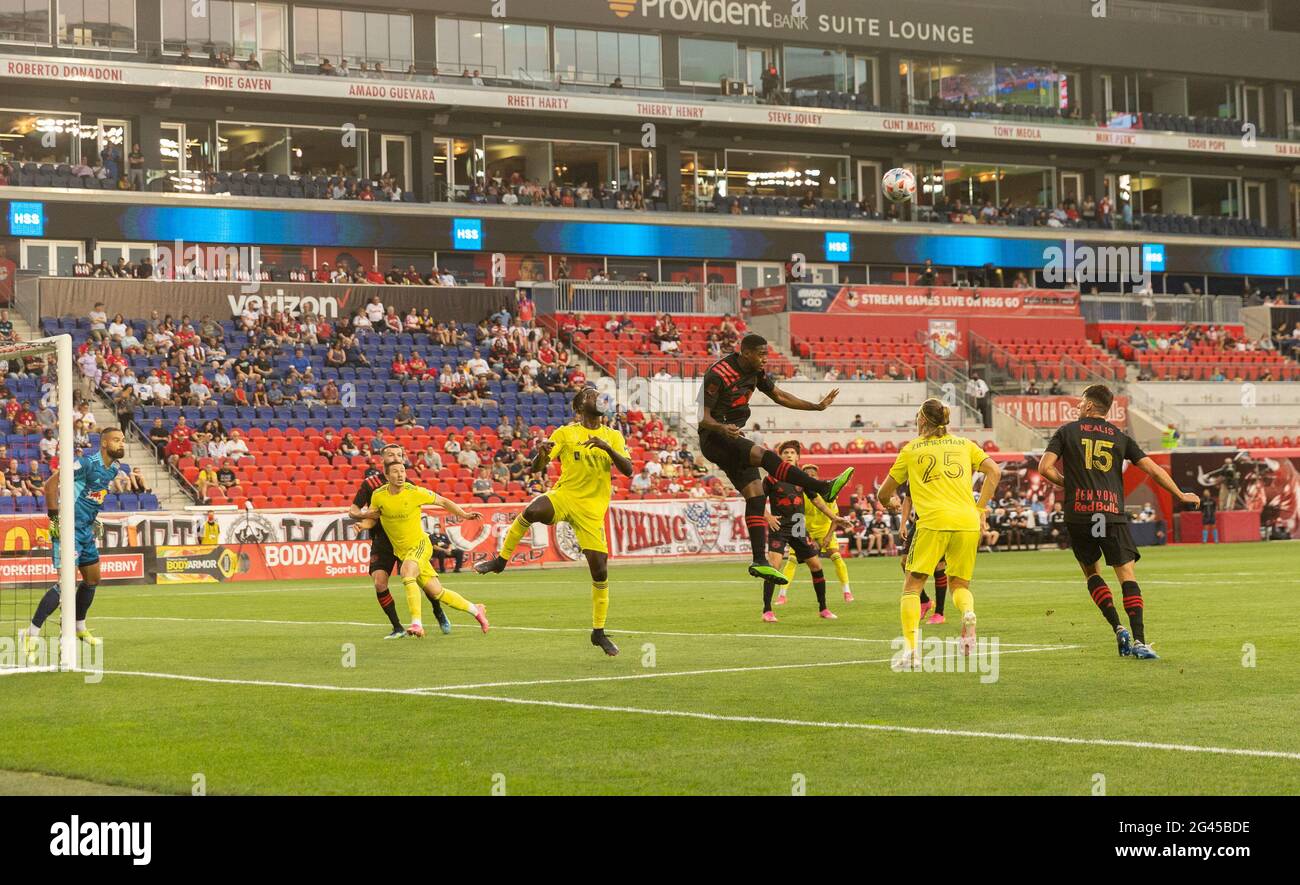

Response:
(887, 434), (988, 532)
(546, 423), (628, 516)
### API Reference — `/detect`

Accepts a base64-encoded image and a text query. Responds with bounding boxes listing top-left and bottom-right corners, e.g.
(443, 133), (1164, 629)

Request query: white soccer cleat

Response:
(959, 611), (978, 657)
(891, 648), (921, 672)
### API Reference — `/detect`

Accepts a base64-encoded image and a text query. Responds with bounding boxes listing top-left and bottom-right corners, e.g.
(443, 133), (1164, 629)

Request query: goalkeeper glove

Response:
(47, 513), (60, 542)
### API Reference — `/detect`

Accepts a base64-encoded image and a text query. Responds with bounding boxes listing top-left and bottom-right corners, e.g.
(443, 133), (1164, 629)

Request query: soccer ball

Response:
(882, 167), (916, 204)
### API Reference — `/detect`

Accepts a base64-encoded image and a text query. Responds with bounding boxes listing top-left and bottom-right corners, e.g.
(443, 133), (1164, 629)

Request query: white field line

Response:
(19, 665), (1300, 763)
(87, 616), (1075, 649)
(410, 645), (1079, 692)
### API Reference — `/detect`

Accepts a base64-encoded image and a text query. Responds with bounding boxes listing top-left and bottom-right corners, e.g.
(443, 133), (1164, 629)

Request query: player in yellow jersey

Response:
(474, 387), (633, 656)
(774, 461), (855, 606)
(357, 460), (490, 637)
(877, 399), (1001, 669)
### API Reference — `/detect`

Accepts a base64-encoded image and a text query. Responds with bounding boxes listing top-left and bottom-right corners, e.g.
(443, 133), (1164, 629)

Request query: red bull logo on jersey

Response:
(85, 489), (109, 505)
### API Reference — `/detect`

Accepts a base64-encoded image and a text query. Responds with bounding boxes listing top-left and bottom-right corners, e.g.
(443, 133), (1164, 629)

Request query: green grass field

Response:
(2, 542), (1298, 795)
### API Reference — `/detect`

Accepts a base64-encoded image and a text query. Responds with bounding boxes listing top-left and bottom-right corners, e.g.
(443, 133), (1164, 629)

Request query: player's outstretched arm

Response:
(812, 495), (853, 530)
(42, 469), (61, 512)
(877, 475), (901, 511)
(1136, 456), (1201, 505)
(975, 457), (1002, 510)
(1037, 452), (1064, 487)
(433, 493), (483, 521)
(768, 386), (838, 412)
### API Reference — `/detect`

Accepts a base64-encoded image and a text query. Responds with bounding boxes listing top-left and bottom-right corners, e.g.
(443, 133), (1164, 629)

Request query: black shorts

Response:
(1066, 521), (1140, 568)
(368, 531), (398, 575)
(768, 531), (817, 563)
(699, 432), (760, 493)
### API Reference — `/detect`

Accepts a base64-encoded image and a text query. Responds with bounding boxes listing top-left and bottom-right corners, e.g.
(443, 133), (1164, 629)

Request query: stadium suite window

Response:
(783, 45), (845, 92)
(0, 0), (51, 44)
(435, 17), (548, 80)
(678, 36), (736, 86)
(553, 26), (660, 87)
(162, 0), (287, 69)
(0, 109), (78, 164)
(216, 121), (365, 176)
(57, 0), (134, 49)
(293, 5), (411, 68)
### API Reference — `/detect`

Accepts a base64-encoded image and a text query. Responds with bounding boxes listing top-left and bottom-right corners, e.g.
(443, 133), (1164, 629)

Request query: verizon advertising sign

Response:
(998, 395), (1130, 429)
(0, 54), (1288, 160)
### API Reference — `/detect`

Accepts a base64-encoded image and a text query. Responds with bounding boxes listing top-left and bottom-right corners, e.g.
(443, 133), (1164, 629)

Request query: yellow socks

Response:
(435, 586), (477, 614)
(780, 555), (797, 589)
(592, 580), (609, 629)
(831, 552), (850, 587)
(951, 585), (974, 616)
(901, 593), (921, 652)
(499, 515), (530, 560)
(403, 577), (422, 625)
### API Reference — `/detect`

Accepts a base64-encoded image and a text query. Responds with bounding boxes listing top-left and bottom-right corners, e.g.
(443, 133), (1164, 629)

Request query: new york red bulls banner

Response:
(998, 395), (1129, 429)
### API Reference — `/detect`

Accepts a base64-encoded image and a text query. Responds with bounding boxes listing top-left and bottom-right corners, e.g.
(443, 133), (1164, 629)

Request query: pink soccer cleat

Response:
(919, 599), (934, 621)
(959, 611), (977, 656)
(842, 589), (855, 603)
(926, 612), (946, 625)
(405, 623), (425, 638)
(819, 609), (838, 620)
(473, 604), (491, 634)
(762, 611), (778, 623)
(774, 593), (788, 606)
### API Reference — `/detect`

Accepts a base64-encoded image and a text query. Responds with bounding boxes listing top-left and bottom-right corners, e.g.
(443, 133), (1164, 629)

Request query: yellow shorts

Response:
(906, 527), (979, 581)
(815, 530), (839, 556)
(396, 536), (439, 586)
(546, 491), (608, 554)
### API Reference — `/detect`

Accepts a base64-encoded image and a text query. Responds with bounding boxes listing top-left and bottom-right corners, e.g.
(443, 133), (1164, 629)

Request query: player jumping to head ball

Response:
(698, 334), (855, 587)
(474, 387), (633, 657)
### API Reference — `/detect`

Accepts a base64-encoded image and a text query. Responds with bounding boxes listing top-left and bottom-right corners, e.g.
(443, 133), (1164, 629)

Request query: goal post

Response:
(0, 333), (77, 672)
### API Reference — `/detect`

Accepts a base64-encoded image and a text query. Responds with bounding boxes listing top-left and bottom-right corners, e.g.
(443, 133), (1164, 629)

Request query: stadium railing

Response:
(532, 282), (739, 316)
(1082, 293), (1244, 326)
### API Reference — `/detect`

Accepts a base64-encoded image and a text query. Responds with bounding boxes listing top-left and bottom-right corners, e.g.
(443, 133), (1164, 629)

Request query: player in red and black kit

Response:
(759, 441), (850, 621)
(347, 444), (449, 638)
(698, 334), (855, 586)
(1038, 384), (1199, 660)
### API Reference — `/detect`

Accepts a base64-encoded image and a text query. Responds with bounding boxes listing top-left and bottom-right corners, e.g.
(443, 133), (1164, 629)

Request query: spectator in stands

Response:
(146, 418), (169, 458)
(394, 403), (418, 428)
(760, 64), (780, 102)
(428, 524), (464, 573)
(336, 432), (361, 460)
(471, 467), (493, 501)
(195, 463), (219, 501)
(88, 302), (109, 342)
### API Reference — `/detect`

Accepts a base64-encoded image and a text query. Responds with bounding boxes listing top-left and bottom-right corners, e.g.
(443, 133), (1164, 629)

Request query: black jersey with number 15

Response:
(1044, 418), (1146, 525)
(699, 353), (775, 440)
